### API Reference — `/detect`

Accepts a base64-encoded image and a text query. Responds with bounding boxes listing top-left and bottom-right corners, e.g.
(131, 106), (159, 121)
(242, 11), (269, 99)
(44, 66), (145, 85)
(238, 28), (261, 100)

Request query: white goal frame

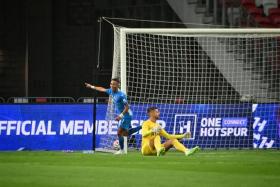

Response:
(96, 27), (280, 153)
(119, 28), (280, 93)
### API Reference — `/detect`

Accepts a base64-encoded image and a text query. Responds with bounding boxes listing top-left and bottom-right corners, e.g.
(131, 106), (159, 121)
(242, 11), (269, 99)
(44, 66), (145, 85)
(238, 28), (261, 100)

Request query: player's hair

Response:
(111, 78), (120, 83)
(147, 106), (158, 114)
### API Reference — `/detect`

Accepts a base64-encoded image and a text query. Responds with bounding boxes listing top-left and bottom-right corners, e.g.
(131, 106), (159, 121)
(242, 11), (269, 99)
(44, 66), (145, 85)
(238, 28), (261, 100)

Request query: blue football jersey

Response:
(106, 88), (132, 118)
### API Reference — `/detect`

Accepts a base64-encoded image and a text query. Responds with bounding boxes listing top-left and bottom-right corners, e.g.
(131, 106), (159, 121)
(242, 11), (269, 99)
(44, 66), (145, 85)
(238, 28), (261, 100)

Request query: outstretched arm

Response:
(85, 82), (106, 92)
(160, 128), (191, 139)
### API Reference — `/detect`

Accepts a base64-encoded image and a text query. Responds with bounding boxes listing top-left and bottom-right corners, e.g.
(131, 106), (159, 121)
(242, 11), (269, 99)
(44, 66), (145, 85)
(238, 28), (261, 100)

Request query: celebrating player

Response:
(141, 106), (200, 156)
(85, 78), (141, 155)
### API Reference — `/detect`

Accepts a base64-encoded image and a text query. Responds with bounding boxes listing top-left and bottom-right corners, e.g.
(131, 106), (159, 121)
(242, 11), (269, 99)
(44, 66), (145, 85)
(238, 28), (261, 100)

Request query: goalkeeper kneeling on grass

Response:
(141, 107), (200, 156)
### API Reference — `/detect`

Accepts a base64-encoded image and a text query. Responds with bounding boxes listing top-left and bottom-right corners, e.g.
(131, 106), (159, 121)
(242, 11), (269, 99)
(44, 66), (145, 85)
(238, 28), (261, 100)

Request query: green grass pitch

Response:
(0, 150), (279, 187)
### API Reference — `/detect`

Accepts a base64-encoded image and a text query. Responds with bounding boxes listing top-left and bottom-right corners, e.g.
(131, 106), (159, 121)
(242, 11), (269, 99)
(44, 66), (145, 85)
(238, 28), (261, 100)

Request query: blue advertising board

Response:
(130, 104), (252, 149)
(0, 104), (94, 150)
(252, 104), (280, 148)
(0, 103), (279, 150)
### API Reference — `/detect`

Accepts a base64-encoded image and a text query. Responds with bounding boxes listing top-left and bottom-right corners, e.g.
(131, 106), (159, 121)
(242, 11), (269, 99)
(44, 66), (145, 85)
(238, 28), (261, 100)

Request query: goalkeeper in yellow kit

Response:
(141, 107), (200, 156)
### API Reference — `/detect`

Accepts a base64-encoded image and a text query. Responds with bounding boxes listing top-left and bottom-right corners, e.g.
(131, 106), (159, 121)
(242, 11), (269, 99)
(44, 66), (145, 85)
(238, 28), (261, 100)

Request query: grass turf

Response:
(0, 150), (279, 187)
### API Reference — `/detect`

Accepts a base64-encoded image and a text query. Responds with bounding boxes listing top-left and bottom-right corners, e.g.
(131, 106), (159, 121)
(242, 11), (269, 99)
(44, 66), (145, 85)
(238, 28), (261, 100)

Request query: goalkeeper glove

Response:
(183, 132), (191, 139)
(151, 126), (162, 135)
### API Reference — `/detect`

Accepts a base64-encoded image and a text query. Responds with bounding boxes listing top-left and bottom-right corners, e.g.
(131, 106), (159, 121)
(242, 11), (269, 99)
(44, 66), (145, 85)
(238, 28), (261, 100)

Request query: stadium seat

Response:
(253, 15), (275, 27)
(268, 7), (280, 16)
(241, 0), (256, 9)
(247, 7), (263, 16)
(35, 98), (47, 103)
(268, 8), (280, 26)
(241, 0), (257, 26)
(245, 7), (263, 26)
(270, 14), (280, 24)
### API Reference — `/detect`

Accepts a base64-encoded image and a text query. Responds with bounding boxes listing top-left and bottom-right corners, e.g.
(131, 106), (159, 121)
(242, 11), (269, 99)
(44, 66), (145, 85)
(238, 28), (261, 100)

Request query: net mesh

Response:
(97, 27), (280, 151)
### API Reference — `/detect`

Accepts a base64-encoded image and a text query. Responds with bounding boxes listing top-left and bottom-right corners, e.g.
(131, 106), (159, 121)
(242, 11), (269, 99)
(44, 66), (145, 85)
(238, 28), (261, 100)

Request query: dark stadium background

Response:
(0, 0), (183, 100)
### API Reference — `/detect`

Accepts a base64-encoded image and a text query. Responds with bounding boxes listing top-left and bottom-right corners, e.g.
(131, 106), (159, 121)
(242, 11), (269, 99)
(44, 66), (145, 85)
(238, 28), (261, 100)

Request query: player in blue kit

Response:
(85, 78), (142, 154)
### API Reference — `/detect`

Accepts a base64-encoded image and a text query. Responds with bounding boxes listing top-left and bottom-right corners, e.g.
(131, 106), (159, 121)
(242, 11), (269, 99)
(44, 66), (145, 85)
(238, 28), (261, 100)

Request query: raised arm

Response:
(85, 82), (106, 92)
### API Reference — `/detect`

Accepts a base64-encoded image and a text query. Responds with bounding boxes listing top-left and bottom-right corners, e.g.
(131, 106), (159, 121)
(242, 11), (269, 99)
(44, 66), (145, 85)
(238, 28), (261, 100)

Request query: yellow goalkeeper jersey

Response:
(141, 119), (185, 148)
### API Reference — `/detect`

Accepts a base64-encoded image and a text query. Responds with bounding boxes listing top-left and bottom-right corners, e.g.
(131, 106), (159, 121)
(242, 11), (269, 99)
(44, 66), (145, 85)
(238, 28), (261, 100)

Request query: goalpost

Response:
(97, 27), (280, 152)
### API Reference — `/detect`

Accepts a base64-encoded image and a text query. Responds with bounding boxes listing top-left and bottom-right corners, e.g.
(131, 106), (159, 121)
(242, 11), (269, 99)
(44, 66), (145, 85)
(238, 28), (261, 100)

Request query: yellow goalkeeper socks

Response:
(172, 139), (187, 153)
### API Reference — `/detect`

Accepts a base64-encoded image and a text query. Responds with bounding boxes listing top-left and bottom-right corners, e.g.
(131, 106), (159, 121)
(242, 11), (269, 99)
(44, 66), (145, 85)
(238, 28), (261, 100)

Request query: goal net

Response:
(97, 27), (280, 152)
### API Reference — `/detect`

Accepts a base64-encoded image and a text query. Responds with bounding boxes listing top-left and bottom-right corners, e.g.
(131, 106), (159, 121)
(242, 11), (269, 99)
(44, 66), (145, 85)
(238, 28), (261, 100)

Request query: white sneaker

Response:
(156, 147), (165, 157)
(185, 146), (200, 156)
(114, 150), (124, 155)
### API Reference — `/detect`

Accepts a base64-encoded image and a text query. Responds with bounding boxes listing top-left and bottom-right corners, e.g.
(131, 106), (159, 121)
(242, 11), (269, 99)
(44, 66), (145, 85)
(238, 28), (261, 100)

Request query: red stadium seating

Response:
(240, 0), (280, 27)
(247, 7), (263, 16)
(254, 15), (275, 27)
(270, 14), (280, 27)
(241, 0), (256, 9)
(267, 8), (280, 27)
(35, 98), (47, 103)
(268, 8), (280, 16)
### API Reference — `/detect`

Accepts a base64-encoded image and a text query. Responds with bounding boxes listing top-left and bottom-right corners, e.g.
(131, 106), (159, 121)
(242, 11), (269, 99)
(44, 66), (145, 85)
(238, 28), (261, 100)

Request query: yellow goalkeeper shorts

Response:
(141, 144), (164, 156)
